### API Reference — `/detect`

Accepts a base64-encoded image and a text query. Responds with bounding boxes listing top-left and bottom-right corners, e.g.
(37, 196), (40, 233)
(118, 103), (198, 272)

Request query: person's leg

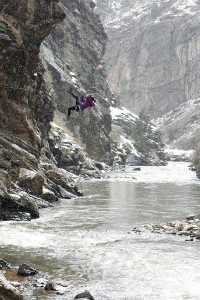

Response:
(71, 93), (80, 106)
(68, 105), (76, 117)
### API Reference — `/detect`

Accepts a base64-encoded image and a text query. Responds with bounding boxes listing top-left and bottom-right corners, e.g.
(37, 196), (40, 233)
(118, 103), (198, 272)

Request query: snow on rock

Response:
(110, 106), (138, 121)
(110, 105), (166, 166)
(110, 105), (139, 165)
(95, 0), (200, 123)
(165, 148), (194, 162)
(41, 41), (82, 90)
(154, 98), (200, 152)
(95, 0), (200, 28)
(49, 122), (104, 178)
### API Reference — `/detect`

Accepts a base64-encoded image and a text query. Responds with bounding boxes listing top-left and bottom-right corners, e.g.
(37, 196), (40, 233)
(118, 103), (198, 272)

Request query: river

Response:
(1, 162), (200, 299)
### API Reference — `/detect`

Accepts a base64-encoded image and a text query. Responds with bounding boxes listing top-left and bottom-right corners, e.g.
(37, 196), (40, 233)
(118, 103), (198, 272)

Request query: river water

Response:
(1, 162), (200, 299)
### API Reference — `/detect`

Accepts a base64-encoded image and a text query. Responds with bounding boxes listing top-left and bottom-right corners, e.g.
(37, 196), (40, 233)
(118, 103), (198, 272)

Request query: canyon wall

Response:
(95, 0), (200, 118)
(42, 0), (114, 164)
(0, 0), (167, 222)
(0, 0), (82, 222)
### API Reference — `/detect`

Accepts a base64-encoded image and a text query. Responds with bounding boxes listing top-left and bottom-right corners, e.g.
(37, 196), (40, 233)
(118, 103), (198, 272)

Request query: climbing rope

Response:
(0, 85), (25, 90)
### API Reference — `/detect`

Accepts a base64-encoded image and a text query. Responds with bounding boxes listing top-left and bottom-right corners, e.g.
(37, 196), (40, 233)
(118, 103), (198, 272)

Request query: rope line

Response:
(0, 85), (25, 90)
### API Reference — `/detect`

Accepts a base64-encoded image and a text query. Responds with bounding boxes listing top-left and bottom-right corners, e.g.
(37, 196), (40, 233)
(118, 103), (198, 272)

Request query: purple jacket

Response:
(79, 95), (95, 110)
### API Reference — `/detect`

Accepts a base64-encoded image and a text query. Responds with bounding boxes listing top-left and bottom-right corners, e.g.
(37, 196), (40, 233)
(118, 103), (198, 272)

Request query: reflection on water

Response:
(1, 162), (200, 299)
(108, 181), (200, 225)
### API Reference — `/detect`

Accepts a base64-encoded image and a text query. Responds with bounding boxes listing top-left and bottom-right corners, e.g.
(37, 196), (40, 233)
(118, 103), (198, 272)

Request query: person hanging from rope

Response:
(67, 90), (96, 118)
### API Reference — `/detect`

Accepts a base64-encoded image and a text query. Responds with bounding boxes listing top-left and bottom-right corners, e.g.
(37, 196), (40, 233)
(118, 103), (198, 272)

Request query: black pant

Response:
(68, 93), (80, 117)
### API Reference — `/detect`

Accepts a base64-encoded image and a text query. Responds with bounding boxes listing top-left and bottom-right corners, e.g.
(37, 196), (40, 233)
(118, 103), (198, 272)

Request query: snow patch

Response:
(165, 148), (194, 157)
(105, 0), (200, 29)
(110, 106), (138, 121)
(41, 42), (79, 87)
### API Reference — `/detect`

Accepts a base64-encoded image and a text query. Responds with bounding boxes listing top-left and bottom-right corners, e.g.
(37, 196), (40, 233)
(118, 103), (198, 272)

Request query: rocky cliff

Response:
(41, 0), (166, 169)
(94, 0), (200, 118)
(154, 99), (200, 151)
(0, 0), (83, 222)
(41, 0), (114, 165)
(0, 0), (167, 223)
(110, 106), (166, 165)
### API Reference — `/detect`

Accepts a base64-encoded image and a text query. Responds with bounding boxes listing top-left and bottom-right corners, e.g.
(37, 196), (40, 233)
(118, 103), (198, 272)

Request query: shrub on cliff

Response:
(133, 111), (166, 164)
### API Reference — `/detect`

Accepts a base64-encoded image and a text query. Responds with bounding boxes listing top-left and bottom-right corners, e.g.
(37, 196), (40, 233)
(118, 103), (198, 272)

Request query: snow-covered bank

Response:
(165, 148), (194, 162)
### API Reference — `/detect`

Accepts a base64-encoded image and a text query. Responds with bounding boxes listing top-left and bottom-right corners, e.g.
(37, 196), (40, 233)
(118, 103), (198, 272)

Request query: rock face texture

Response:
(154, 99), (200, 151)
(0, 0), (167, 223)
(110, 106), (166, 165)
(42, 0), (166, 167)
(0, 0), (82, 221)
(0, 0), (65, 145)
(0, 272), (23, 300)
(94, 0), (200, 118)
(42, 0), (114, 164)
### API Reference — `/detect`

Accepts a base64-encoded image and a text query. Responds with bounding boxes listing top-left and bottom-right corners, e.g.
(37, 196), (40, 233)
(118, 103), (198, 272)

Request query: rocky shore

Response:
(0, 161), (83, 222)
(1, 213), (200, 300)
(132, 214), (200, 242)
(0, 260), (95, 300)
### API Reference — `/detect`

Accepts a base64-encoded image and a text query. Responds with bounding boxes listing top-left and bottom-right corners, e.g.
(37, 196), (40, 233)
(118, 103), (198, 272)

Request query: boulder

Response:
(9, 192), (39, 219)
(186, 215), (195, 221)
(0, 170), (11, 189)
(175, 222), (184, 232)
(17, 264), (38, 277)
(133, 167), (141, 171)
(57, 185), (76, 199)
(44, 282), (56, 291)
(0, 186), (39, 220)
(0, 212), (31, 222)
(195, 233), (200, 240)
(0, 260), (11, 269)
(75, 291), (95, 300)
(42, 187), (58, 202)
(18, 169), (44, 196)
(45, 169), (79, 196)
(0, 272), (23, 300)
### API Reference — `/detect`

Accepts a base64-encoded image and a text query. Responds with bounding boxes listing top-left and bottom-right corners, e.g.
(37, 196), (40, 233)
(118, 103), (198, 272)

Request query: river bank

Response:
(132, 213), (200, 242)
(1, 162), (200, 300)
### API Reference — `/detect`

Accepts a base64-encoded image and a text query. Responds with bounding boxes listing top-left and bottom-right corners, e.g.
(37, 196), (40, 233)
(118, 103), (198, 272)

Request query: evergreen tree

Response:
(133, 111), (165, 163)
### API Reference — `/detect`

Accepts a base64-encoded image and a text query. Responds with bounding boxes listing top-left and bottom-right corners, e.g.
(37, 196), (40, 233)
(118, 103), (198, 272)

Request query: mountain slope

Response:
(154, 98), (200, 151)
(0, 0), (167, 224)
(41, 0), (114, 164)
(95, 0), (200, 118)
(42, 0), (166, 167)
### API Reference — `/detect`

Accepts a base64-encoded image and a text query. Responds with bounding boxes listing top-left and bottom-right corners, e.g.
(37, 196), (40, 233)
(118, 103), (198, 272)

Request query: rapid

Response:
(1, 162), (200, 300)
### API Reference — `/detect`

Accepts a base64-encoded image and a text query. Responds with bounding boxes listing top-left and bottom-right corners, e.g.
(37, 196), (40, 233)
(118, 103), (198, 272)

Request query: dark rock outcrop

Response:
(0, 272), (23, 300)
(0, 260), (11, 270)
(0, 0), (65, 145)
(17, 264), (38, 277)
(75, 291), (95, 300)
(0, 0), (82, 221)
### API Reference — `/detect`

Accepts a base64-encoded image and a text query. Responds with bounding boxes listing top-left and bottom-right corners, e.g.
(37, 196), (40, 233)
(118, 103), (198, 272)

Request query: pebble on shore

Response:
(132, 214), (200, 241)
